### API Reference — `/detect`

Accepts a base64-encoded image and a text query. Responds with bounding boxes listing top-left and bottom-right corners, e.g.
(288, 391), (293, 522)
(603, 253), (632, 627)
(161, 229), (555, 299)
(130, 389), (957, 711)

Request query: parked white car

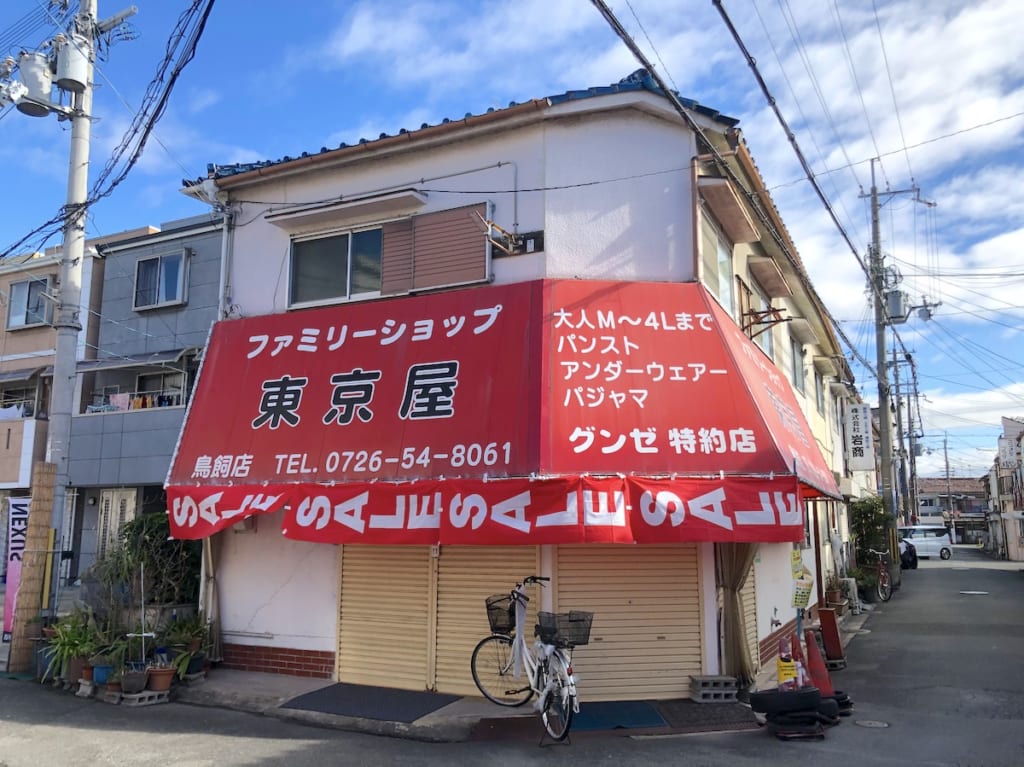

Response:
(898, 525), (954, 560)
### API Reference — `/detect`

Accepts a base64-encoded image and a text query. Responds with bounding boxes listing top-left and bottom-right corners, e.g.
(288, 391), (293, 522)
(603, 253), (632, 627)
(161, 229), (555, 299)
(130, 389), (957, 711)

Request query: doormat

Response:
(281, 683), (459, 723)
(572, 700), (668, 731)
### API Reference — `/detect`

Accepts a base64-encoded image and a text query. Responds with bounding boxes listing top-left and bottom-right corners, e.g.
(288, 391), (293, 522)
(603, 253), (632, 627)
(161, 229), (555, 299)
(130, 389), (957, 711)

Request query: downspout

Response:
(217, 203), (235, 319)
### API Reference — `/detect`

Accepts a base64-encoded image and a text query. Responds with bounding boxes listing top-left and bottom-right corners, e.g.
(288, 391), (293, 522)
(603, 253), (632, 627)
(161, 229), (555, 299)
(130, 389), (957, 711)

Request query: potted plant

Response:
(849, 567), (879, 603)
(44, 609), (99, 684)
(824, 572), (843, 605)
(161, 614), (209, 679)
(146, 661), (176, 692)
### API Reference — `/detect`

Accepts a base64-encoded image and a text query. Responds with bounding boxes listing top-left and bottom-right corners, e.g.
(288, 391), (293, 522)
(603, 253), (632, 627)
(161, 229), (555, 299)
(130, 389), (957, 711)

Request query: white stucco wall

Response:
(224, 93), (698, 319)
(754, 541), (816, 648)
(216, 509), (338, 651)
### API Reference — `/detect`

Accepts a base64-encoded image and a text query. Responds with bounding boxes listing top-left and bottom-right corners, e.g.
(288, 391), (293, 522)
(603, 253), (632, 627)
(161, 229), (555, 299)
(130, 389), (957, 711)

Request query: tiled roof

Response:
(196, 70), (737, 183)
(917, 477), (987, 494)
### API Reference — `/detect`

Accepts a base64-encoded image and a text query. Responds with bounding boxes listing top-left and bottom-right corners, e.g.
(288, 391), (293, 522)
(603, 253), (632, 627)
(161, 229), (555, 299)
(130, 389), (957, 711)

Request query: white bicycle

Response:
(469, 575), (593, 742)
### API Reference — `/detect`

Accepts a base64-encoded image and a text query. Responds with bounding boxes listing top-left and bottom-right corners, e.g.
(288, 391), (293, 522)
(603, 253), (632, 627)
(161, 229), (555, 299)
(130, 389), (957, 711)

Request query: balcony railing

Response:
(0, 399), (35, 419)
(84, 389), (183, 414)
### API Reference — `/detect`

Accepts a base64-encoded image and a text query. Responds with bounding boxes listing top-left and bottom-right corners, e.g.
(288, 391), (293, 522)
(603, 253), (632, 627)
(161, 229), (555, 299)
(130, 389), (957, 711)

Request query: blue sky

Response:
(1, 0), (1022, 479)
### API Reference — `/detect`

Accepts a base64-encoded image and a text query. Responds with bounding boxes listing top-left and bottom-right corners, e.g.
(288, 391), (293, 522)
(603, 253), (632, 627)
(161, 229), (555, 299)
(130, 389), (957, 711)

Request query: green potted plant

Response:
(45, 609), (99, 684)
(848, 567), (879, 603)
(161, 613), (208, 679)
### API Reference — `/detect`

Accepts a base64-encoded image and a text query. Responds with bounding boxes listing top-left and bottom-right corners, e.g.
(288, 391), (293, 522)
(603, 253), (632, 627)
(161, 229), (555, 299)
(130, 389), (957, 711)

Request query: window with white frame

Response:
(7, 275), (54, 329)
(791, 336), (805, 393)
(814, 369), (825, 414)
(700, 214), (736, 317)
(134, 250), (187, 310)
(290, 228), (382, 307)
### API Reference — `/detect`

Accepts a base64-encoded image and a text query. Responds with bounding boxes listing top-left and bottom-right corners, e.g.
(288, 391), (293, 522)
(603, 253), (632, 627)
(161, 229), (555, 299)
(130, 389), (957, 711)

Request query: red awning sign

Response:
(167, 474), (804, 544)
(166, 278), (839, 543)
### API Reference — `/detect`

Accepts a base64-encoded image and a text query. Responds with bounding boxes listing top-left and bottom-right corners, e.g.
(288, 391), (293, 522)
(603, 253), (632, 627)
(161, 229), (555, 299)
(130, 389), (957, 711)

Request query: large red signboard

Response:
(166, 279), (839, 543)
(168, 281), (543, 486)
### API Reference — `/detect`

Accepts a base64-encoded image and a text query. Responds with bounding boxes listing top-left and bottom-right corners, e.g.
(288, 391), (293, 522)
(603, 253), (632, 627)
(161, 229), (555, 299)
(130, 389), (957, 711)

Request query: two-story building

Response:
(166, 71), (864, 700)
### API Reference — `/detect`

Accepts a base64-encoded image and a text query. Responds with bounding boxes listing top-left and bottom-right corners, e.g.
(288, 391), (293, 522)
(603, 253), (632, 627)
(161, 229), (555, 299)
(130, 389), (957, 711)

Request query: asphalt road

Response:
(1, 545), (1022, 766)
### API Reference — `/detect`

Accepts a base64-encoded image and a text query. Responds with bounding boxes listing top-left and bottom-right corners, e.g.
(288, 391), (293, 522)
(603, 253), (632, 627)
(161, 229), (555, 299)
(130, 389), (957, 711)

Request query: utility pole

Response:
(906, 354), (921, 522)
(944, 432), (953, 518)
(1, 0), (136, 608)
(892, 347), (908, 525)
(868, 160), (898, 552)
(48, 0), (97, 593)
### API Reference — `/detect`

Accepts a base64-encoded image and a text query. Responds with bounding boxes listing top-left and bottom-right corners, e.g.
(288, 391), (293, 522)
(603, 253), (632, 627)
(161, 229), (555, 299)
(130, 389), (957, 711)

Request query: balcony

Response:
(83, 387), (183, 414)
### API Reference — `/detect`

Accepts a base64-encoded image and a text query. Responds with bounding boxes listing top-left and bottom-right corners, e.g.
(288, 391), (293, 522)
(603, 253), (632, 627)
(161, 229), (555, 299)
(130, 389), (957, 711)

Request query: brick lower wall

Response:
(757, 603), (823, 666)
(220, 643), (334, 678)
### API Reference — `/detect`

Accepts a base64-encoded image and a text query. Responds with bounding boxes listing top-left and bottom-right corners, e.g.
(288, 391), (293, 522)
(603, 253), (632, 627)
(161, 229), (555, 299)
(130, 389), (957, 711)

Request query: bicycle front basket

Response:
(485, 594), (514, 634)
(536, 610), (593, 648)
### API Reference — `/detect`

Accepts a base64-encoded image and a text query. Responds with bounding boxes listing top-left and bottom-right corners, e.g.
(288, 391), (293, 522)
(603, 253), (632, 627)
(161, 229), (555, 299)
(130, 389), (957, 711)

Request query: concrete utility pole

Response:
(868, 160), (897, 526)
(48, 0), (98, 588)
(1, 0), (136, 606)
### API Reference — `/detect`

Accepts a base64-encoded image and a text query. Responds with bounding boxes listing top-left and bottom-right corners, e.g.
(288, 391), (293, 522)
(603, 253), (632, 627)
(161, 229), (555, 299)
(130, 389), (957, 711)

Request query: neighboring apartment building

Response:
(165, 71), (865, 699)
(64, 215), (222, 579)
(0, 226), (155, 585)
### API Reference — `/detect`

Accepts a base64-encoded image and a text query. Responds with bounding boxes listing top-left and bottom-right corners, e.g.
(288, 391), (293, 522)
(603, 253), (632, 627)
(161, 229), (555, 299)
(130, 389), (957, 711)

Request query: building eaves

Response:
(192, 70), (738, 188)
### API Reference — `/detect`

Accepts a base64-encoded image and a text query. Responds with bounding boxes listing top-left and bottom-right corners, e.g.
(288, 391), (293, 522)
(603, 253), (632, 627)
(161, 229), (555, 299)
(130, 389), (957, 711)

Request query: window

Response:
(134, 251), (187, 309)
(700, 214), (735, 317)
(815, 369), (825, 414)
(7, 276), (54, 329)
(290, 228), (382, 307)
(790, 337), (805, 393)
(97, 488), (136, 561)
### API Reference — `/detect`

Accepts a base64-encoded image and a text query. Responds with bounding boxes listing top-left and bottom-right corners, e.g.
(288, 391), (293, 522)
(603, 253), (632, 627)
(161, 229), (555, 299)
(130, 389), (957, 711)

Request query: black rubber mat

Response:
(281, 683), (459, 723)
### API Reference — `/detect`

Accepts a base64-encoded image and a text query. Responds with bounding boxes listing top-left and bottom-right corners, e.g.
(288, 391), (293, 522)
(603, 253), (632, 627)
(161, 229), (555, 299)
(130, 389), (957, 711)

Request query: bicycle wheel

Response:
(540, 656), (575, 741)
(876, 568), (892, 602)
(470, 635), (534, 707)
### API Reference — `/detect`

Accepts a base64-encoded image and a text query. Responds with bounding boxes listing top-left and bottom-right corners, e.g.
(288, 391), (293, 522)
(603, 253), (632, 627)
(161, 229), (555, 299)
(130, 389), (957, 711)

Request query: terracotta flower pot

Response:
(146, 666), (176, 692)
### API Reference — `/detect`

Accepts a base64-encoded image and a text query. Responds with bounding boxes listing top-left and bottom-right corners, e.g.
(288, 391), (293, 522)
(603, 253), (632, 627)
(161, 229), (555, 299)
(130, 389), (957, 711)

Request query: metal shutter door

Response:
(337, 545), (431, 690)
(556, 544), (702, 701)
(433, 545), (539, 695)
(741, 564), (759, 677)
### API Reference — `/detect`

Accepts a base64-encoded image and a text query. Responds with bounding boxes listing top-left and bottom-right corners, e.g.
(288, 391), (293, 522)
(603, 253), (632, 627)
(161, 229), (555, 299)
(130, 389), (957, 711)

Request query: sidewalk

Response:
(3, 585), (870, 743)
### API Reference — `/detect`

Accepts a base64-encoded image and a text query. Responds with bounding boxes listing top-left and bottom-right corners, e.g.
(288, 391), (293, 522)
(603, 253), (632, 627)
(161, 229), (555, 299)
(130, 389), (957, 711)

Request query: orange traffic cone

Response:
(803, 629), (835, 696)
(790, 634), (805, 665)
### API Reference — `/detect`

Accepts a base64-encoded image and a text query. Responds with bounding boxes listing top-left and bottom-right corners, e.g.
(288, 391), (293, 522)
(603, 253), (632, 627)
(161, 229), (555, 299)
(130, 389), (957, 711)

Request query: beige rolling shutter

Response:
(433, 545), (539, 695)
(337, 545), (431, 690)
(556, 544), (702, 701)
(410, 204), (487, 290)
(741, 565), (759, 677)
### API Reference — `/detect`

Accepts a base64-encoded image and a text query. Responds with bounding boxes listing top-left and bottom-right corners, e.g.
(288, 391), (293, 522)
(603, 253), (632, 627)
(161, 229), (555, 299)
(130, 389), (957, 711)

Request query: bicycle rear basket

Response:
(485, 594), (514, 634)
(536, 610), (593, 648)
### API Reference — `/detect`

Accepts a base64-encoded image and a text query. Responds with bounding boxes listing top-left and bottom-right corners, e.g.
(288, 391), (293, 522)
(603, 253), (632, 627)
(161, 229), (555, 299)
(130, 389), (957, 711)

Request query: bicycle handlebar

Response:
(521, 575), (550, 586)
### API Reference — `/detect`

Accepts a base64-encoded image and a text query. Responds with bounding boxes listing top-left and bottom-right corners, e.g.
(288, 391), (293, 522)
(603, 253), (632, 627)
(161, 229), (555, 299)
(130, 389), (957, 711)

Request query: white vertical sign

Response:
(998, 437), (1016, 469)
(845, 403), (875, 471)
(3, 498), (30, 642)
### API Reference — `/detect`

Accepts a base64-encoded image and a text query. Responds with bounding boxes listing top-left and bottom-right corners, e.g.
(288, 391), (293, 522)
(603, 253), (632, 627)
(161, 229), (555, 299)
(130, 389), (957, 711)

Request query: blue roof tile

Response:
(201, 70), (736, 182)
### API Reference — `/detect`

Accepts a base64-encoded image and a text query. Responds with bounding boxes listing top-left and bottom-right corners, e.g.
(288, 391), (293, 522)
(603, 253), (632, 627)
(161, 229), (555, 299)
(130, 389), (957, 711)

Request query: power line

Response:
(0, 0), (215, 260)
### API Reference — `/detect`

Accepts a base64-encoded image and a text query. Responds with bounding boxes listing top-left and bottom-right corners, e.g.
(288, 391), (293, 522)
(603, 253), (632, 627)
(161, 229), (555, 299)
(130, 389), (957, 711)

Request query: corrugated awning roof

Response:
(0, 365), (51, 384)
(76, 349), (188, 372)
